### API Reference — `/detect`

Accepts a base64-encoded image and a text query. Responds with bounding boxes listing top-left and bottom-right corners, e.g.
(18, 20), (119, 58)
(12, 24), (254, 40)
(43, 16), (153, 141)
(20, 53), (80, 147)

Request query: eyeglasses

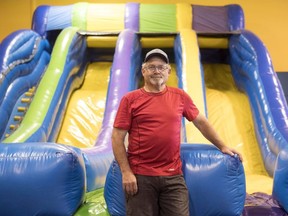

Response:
(145, 65), (168, 72)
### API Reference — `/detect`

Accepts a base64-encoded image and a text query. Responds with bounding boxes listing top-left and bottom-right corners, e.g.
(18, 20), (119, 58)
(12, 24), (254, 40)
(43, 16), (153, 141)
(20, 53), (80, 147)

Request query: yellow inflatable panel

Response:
(86, 36), (118, 48)
(57, 62), (110, 148)
(86, 4), (125, 32)
(141, 37), (174, 48)
(176, 3), (192, 30)
(198, 37), (228, 49)
(203, 63), (272, 194)
(246, 174), (273, 195)
(179, 29), (207, 143)
(167, 64), (178, 87)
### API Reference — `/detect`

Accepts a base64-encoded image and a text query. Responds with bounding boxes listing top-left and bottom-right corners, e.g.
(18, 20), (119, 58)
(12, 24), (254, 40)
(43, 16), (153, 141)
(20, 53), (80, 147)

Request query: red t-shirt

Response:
(113, 86), (199, 176)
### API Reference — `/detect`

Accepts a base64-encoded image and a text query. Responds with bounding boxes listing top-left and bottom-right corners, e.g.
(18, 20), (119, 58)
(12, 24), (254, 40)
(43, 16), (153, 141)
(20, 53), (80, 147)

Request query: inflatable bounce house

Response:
(0, 2), (288, 216)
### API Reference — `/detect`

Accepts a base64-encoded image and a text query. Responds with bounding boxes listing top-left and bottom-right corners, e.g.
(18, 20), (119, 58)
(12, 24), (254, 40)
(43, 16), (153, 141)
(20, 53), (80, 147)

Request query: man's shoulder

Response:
(123, 88), (144, 100)
(126, 88), (142, 95)
(167, 86), (185, 95)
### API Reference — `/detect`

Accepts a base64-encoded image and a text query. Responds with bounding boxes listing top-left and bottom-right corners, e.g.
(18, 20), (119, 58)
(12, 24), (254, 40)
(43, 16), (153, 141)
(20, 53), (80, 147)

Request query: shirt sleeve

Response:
(113, 96), (132, 130)
(182, 91), (200, 121)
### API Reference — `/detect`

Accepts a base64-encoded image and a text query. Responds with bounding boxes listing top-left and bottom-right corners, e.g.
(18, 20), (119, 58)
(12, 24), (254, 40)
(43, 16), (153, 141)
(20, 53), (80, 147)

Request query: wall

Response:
(0, 1), (31, 39)
(0, 0), (287, 72)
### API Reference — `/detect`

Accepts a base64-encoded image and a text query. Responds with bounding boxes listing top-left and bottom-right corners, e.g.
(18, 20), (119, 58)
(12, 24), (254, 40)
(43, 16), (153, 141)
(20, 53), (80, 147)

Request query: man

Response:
(112, 48), (243, 216)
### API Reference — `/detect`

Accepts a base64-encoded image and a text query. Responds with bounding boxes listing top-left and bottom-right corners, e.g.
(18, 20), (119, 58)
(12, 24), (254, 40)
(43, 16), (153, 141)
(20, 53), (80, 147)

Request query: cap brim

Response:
(145, 53), (168, 63)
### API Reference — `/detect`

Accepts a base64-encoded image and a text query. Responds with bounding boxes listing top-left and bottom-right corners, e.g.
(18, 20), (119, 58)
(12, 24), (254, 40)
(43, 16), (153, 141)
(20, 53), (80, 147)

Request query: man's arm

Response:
(111, 127), (138, 195)
(192, 113), (243, 161)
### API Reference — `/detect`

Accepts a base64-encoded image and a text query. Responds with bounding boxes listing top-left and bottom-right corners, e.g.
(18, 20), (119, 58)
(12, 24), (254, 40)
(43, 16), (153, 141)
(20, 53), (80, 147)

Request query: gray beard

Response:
(150, 77), (163, 86)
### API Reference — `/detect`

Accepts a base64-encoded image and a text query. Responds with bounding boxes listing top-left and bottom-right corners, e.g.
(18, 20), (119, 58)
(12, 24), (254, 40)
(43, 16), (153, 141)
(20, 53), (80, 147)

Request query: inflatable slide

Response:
(0, 3), (287, 216)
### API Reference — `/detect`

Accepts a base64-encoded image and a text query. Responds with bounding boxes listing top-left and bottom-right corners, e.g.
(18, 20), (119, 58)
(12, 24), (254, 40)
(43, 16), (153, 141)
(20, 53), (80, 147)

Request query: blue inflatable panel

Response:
(104, 144), (245, 216)
(104, 160), (126, 216)
(0, 142), (86, 216)
(181, 144), (245, 216)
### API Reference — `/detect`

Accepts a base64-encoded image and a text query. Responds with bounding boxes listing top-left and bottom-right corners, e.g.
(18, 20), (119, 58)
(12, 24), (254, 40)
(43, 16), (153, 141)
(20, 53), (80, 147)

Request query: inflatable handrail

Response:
(3, 27), (86, 143)
(0, 30), (51, 139)
(230, 30), (288, 176)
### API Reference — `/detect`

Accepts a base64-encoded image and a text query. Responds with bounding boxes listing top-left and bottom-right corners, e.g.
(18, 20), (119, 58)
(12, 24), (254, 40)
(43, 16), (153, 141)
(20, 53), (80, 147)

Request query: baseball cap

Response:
(144, 49), (169, 64)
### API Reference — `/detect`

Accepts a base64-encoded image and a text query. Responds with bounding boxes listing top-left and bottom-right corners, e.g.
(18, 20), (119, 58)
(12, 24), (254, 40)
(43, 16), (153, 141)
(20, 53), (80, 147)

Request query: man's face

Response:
(142, 57), (171, 87)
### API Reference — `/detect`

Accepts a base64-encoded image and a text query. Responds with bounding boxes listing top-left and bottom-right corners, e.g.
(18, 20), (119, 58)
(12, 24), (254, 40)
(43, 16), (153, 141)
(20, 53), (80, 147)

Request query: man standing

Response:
(112, 48), (242, 216)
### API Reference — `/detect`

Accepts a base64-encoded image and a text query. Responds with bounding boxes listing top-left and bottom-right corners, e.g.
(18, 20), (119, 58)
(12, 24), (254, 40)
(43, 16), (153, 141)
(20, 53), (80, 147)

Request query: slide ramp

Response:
(0, 27), (142, 215)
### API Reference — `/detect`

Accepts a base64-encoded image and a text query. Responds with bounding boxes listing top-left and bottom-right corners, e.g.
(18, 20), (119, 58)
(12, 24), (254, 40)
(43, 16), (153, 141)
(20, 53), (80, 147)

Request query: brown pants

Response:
(126, 174), (189, 216)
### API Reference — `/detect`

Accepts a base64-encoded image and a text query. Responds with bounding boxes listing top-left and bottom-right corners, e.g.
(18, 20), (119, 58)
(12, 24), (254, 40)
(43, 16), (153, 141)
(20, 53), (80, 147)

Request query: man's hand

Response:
(122, 171), (138, 196)
(220, 146), (243, 162)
